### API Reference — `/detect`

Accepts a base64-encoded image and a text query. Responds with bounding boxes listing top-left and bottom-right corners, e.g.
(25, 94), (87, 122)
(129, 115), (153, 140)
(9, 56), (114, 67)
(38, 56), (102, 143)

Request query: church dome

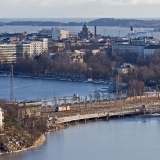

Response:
(83, 21), (88, 29)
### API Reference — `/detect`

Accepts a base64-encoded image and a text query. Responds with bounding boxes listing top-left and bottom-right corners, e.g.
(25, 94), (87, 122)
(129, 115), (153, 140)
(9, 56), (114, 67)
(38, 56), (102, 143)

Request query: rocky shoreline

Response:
(0, 134), (46, 155)
(0, 123), (65, 155)
(1, 95), (159, 155)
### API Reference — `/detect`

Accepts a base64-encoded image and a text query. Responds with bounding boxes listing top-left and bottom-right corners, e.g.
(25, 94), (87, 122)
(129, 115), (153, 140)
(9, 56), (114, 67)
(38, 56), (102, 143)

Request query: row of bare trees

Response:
(113, 51), (160, 87)
(1, 49), (160, 93)
(10, 51), (115, 79)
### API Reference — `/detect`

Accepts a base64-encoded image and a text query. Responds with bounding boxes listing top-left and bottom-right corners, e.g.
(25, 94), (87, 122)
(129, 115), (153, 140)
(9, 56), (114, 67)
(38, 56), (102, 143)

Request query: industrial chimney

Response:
(130, 26), (134, 32)
(95, 26), (97, 37)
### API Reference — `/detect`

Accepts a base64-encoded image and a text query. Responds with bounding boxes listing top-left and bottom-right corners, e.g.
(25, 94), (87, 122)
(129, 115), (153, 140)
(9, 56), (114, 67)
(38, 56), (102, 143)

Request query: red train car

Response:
(55, 105), (70, 112)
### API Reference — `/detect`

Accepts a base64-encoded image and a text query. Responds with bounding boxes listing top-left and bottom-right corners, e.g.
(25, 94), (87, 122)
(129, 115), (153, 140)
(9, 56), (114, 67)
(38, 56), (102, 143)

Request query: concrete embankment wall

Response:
(7, 95), (160, 124)
(55, 109), (143, 124)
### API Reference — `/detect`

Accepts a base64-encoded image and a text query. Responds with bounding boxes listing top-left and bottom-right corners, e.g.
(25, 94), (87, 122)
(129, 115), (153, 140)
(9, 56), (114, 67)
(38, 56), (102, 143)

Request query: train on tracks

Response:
(55, 105), (71, 112)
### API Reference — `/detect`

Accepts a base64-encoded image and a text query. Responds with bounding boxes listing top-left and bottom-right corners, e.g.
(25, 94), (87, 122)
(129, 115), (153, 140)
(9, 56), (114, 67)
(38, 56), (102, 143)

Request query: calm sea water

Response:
(0, 18), (160, 160)
(1, 18), (160, 23)
(1, 25), (160, 39)
(1, 77), (160, 160)
(1, 117), (160, 160)
(0, 77), (107, 102)
(0, 18), (160, 38)
(0, 22), (160, 159)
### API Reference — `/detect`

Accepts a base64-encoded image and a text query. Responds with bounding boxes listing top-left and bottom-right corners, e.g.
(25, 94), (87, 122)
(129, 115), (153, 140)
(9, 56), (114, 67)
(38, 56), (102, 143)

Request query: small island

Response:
(0, 18), (160, 28)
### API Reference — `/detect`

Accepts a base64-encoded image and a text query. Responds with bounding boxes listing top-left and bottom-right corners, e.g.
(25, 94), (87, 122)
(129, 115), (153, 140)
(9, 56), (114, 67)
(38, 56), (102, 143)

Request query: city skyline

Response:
(0, 0), (160, 19)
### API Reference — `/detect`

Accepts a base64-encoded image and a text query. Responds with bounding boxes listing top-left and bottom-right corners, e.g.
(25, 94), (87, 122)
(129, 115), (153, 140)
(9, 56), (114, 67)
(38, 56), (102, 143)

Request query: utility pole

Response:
(10, 65), (14, 103)
(116, 75), (119, 100)
(125, 90), (127, 101)
(157, 83), (160, 99)
(134, 88), (136, 105)
(120, 90), (122, 101)
(140, 89), (142, 102)
(54, 82), (56, 99)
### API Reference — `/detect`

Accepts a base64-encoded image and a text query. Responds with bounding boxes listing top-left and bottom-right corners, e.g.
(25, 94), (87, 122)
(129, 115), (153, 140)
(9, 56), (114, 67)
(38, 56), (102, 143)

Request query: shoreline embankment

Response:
(0, 122), (65, 155)
(1, 95), (160, 155)
(0, 134), (46, 155)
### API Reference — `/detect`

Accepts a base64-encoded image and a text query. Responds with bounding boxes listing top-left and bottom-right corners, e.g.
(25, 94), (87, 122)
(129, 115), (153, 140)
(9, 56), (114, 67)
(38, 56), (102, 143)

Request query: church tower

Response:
(78, 21), (93, 39)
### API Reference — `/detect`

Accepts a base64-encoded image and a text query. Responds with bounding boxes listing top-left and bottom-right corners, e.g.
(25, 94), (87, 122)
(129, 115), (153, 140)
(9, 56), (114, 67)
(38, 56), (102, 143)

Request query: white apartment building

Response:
(0, 43), (31, 63)
(0, 38), (48, 63)
(112, 44), (145, 56)
(144, 45), (160, 58)
(0, 107), (4, 131)
(52, 29), (69, 40)
(30, 38), (48, 56)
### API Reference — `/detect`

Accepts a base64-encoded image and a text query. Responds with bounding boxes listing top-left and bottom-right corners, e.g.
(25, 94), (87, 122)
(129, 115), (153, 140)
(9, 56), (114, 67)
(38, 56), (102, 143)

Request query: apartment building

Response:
(0, 38), (48, 63)
(144, 45), (160, 58)
(52, 29), (69, 40)
(112, 44), (145, 56)
(0, 107), (4, 131)
(30, 38), (48, 56)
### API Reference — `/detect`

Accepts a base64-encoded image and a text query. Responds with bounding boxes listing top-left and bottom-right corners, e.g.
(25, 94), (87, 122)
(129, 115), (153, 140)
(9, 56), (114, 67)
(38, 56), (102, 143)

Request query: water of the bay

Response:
(1, 117), (160, 160)
(1, 20), (160, 160)
(0, 77), (107, 101)
(1, 25), (160, 39)
(0, 77), (160, 160)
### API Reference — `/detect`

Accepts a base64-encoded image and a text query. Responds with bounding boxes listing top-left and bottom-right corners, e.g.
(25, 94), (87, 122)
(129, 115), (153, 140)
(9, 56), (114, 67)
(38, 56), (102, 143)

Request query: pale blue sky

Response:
(0, 0), (160, 18)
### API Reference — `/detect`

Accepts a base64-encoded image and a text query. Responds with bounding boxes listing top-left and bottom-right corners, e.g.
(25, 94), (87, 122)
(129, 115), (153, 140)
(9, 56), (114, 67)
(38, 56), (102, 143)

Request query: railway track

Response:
(41, 97), (160, 118)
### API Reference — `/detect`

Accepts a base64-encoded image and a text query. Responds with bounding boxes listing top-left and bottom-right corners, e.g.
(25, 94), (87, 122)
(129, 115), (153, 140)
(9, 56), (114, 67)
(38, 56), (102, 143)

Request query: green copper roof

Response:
(83, 21), (88, 29)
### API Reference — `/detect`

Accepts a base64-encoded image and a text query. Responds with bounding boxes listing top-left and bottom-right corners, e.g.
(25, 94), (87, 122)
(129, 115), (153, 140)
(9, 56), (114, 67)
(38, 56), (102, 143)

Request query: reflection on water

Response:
(1, 117), (160, 160)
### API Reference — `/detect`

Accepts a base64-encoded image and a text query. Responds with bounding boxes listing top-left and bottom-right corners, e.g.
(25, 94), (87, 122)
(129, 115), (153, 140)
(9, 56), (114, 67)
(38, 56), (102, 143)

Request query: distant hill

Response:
(4, 21), (83, 26)
(88, 18), (160, 27)
(0, 18), (160, 27)
(0, 22), (5, 26)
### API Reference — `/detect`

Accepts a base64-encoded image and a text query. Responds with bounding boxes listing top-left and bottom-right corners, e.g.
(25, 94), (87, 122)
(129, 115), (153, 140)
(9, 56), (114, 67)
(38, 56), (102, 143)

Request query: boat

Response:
(150, 113), (160, 116)
(88, 78), (92, 82)
(125, 26), (152, 38)
(93, 80), (101, 84)
(83, 79), (88, 83)
(0, 73), (11, 77)
(73, 78), (78, 82)
(78, 79), (83, 82)
(99, 87), (109, 92)
(59, 78), (67, 81)
(100, 81), (105, 84)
